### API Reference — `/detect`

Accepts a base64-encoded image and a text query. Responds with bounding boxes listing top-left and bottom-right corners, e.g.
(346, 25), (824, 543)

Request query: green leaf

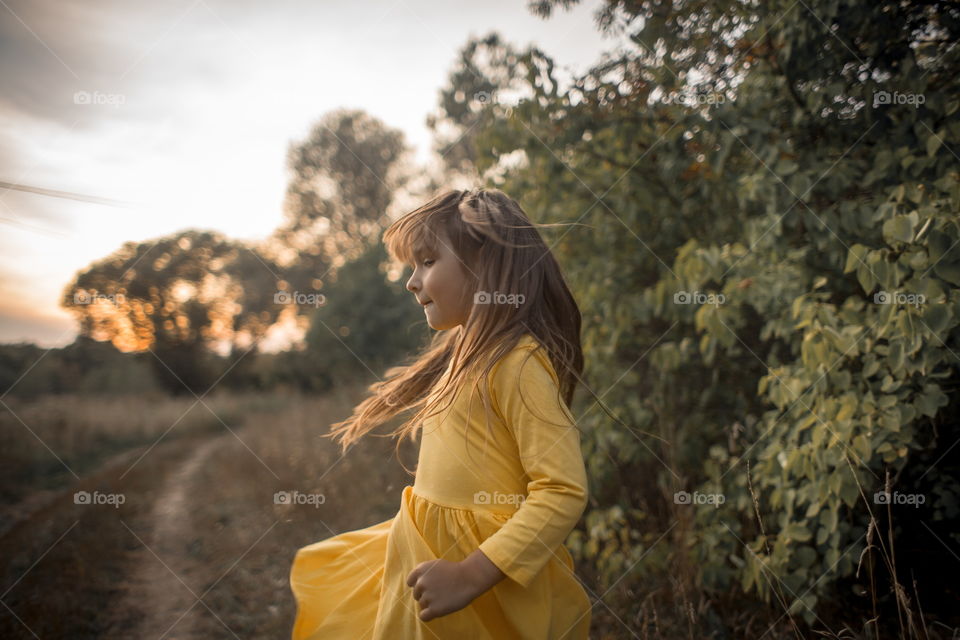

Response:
(881, 408), (901, 432)
(888, 339), (905, 373)
(852, 434), (871, 461)
(843, 244), (869, 273)
(783, 522), (812, 542)
(922, 302), (951, 334)
(882, 214), (917, 245)
(840, 476), (859, 507)
(926, 130), (944, 157)
(835, 394), (858, 421)
(829, 470), (843, 494)
(820, 506), (839, 533)
(934, 261), (960, 287)
(926, 229), (953, 263)
(916, 385), (948, 418)
(816, 525), (830, 545)
(856, 262), (877, 295)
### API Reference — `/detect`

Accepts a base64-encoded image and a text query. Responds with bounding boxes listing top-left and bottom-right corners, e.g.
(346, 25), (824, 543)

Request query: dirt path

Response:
(0, 431), (228, 638)
(113, 435), (228, 639)
(0, 446), (148, 541)
(2, 389), (401, 639)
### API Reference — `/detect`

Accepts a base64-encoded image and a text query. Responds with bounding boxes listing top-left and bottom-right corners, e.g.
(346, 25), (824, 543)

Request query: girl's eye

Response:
(423, 259), (435, 267)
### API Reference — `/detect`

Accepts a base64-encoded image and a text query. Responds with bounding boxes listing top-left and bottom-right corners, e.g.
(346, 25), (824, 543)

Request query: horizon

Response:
(0, 0), (629, 351)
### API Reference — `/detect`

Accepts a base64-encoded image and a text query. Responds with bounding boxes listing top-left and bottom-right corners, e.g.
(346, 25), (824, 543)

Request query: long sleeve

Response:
(477, 344), (589, 588)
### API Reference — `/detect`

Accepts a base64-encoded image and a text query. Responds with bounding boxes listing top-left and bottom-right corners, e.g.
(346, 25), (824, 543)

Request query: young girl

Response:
(289, 188), (592, 639)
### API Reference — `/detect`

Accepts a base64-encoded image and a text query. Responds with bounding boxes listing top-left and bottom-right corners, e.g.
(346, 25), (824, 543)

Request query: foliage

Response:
(0, 336), (162, 399)
(60, 229), (281, 392)
(435, 0), (960, 633)
(57, 110), (420, 394)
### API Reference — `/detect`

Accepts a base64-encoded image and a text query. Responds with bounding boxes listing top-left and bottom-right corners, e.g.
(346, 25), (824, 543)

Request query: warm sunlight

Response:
(3, 1), (954, 639)
(0, 0), (620, 350)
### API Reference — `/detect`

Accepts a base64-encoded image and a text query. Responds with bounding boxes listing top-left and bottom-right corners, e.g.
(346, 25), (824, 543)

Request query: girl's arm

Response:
(476, 344), (589, 588)
(460, 547), (507, 592)
(407, 343), (587, 619)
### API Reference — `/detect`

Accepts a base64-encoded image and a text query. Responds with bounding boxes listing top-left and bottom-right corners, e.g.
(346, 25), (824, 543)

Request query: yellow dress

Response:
(289, 334), (592, 639)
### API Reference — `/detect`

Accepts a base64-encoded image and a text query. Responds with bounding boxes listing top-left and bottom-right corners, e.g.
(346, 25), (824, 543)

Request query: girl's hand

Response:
(406, 550), (505, 622)
(406, 559), (477, 621)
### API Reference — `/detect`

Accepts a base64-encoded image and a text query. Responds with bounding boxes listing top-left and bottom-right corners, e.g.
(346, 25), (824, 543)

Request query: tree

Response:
(426, 32), (562, 180)
(61, 229), (283, 394)
(437, 0), (960, 634)
(273, 108), (411, 288)
(60, 109), (421, 395)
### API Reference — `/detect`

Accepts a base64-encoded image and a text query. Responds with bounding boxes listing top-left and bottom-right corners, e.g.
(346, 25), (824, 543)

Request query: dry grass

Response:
(164, 383), (419, 638)
(0, 385), (417, 639)
(5, 388), (950, 638)
(0, 391), (240, 506)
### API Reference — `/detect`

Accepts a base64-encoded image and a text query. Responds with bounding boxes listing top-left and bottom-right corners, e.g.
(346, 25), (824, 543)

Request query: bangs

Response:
(382, 189), (465, 266)
(386, 214), (444, 266)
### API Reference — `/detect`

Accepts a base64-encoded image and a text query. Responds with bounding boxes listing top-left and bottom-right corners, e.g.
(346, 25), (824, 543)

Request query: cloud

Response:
(0, 0), (626, 348)
(0, 0), (115, 129)
(0, 0), (251, 136)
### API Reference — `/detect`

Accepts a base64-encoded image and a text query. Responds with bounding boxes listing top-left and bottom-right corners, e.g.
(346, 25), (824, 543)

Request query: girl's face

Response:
(405, 232), (475, 330)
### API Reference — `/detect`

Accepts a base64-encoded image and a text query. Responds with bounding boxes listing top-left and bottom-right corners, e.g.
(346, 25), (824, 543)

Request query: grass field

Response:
(0, 387), (836, 639)
(0, 385), (423, 638)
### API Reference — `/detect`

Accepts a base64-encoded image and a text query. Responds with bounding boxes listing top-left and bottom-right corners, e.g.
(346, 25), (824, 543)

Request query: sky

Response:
(0, 0), (629, 350)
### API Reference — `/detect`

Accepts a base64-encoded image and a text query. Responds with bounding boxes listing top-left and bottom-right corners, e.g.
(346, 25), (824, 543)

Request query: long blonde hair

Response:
(324, 188), (592, 467)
